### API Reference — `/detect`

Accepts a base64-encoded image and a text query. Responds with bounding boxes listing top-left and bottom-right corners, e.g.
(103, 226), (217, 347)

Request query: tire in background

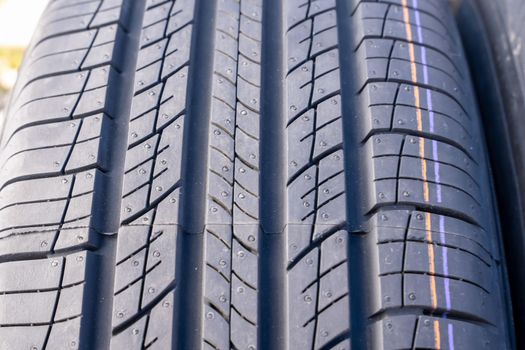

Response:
(458, 0), (525, 346)
(0, 0), (514, 349)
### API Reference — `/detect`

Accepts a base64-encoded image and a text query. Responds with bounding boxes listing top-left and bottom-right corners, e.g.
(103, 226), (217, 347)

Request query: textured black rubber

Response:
(0, 0), (514, 349)
(457, 0), (524, 347)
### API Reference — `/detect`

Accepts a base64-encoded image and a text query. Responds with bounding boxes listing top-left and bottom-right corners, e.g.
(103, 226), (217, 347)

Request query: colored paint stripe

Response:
(412, 1), (455, 349)
(449, 323), (455, 350)
(400, 1), (441, 348)
(412, 0), (451, 311)
(433, 320), (441, 349)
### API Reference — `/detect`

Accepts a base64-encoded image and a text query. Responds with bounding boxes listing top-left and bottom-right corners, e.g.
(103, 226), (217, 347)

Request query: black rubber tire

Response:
(0, 0), (514, 349)
(457, 0), (524, 347)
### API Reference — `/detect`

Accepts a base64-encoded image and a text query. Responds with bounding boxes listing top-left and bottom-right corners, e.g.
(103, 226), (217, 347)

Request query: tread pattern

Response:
(0, 0), (127, 349)
(286, 1), (350, 349)
(345, 1), (509, 348)
(0, 0), (514, 349)
(202, 0), (261, 349)
(111, 0), (194, 348)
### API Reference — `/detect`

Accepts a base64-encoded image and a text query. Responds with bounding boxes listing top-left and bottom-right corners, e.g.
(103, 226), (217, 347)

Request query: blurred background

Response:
(0, 0), (49, 121)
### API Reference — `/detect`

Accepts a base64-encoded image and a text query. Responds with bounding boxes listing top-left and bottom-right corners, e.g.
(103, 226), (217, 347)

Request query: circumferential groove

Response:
(258, 0), (288, 349)
(80, 0), (148, 348)
(173, 0), (218, 349)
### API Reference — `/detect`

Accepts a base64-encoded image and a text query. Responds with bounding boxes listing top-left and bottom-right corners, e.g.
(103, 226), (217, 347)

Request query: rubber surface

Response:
(0, 0), (514, 349)
(457, 0), (524, 347)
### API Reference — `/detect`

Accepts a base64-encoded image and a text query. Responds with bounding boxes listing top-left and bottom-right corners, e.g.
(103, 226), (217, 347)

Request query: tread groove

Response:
(77, 1), (148, 348)
(173, 0), (218, 349)
(258, 0), (288, 348)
